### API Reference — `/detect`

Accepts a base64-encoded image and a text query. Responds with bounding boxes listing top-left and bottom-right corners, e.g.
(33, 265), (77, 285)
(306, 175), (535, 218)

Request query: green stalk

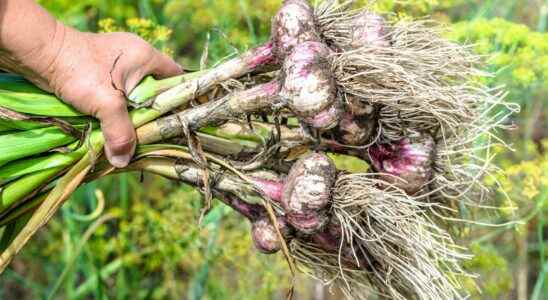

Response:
(0, 90), (81, 117)
(0, 167), (63, 212)
(0, 211), (32, 252)
(128, 71), (206, 105)
(0, 130), (101, 216)
(0, 126), (81, 167)
(0, 123), (10, 133)
(0, 117), (97, 131)
(0, 193), (46, 227)
(0, 149), (84, 184)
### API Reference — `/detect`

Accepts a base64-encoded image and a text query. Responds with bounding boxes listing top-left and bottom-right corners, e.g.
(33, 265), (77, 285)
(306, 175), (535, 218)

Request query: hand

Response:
(29, 25), (182, 167)
(1, 1), (183, 167)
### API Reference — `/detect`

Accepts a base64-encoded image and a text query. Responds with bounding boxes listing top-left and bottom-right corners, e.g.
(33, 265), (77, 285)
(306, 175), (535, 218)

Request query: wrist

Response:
(1, 21), (68, 91)
(0, 0), (68, 90)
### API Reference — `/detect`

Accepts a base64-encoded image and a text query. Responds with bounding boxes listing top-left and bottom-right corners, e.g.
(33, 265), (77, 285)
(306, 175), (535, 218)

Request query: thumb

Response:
(94, 90), (136, 168)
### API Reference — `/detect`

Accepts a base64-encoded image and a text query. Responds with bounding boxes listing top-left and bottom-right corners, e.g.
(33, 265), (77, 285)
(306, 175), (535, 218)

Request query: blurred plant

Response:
(463, 243), (514, 298)
(446, 15), (547, 299)
(449, 18), (547, 91)
(98, 17), (174, 55)
(369, 0), (465, 17)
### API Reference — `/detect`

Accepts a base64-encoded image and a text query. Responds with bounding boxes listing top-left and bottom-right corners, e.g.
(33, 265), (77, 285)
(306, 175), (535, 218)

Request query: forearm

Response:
(0, 0), (64, 88)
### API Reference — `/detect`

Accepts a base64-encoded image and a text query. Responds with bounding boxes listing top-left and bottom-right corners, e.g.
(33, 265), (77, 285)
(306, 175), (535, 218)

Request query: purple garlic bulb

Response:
(346, 12), (389, 50)
(368, 133), (434, 194)
(251, 216), (292, 254)
(337, 112), (376, 146)
(272, 0), (320, 58)
(280, 41), (342, 130)
(282, 152), (337, 234)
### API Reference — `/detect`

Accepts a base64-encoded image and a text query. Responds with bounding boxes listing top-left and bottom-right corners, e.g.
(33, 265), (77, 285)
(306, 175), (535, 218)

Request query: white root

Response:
(292, 173), (474, 300)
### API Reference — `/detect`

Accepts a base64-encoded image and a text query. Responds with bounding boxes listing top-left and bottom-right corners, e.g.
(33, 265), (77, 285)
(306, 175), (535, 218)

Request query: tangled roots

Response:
(316, 2), (504, 143)
(292, 173), (473, 299)
(316, 0), (520, 221)
(425, 87), (518, 223)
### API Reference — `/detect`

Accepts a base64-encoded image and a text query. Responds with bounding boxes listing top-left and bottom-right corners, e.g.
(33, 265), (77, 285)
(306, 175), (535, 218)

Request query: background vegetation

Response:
(1, 0), (546, 299)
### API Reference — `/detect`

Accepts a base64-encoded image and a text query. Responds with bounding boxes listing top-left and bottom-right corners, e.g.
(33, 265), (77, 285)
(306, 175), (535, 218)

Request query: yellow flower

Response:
(98, 18), (119, 33)
(512, 67), (536, 86)
(153, 26), (172, 42)
(522, 179), (539, 199)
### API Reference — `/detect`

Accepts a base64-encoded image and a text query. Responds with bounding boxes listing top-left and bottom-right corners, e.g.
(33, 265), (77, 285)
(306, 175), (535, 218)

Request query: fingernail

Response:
(109, 154), (131, 168)
(177, 63), (184, 73)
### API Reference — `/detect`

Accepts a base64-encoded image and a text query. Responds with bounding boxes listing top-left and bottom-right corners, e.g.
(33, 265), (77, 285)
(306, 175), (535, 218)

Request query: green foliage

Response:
(98, 17), (174, 55)
(463, 243), (513, 298)
(450, 18), (548, 91)
(369, 0), (466, 17)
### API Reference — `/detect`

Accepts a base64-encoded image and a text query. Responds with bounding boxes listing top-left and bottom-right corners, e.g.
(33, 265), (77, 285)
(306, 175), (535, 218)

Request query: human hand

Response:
(0, 1), (182, 167)
(29, 25), (182, 167)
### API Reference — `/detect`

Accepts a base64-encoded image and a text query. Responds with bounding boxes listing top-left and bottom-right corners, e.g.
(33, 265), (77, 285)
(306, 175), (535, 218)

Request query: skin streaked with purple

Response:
(368, 134), (435, 194)
(251, 216), (292, 254)
(218, 194), (287, 254)
(280, 41), (341, 130)
(304, 101), (343, 130)
(250, 177), (285, 202)
(271, 0), (319, 58)
(222, 194), (366, 267)
(281, 152), (336, 234)
(244, 41), (278, 69)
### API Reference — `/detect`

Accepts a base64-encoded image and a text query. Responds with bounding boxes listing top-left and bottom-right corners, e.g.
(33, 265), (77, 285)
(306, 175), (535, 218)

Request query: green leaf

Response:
(0, 193), (46, 228)
(0, 166), (62, 213)
(0, 117), (96, 131)
(0, 211), (32, 252)
(0, 118), (43, 130)
(0, 123), (10, 133)
(0, 89), (82, 117)
(0, 74), (46, 94)
(0, 148), (83, 183)
(0, 126), (78, 167)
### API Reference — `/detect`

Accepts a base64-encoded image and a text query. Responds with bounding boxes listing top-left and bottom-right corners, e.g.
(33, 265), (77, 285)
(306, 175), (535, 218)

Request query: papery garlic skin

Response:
(280, 42), (341, 130)
(368, 134), (435, 194)
(282, 152), (336, 234)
